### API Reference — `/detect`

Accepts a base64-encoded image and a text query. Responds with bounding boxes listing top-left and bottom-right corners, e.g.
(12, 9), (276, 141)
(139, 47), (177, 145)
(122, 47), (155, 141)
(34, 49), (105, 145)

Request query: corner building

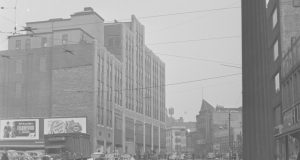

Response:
(0, 8), (166, 155)
(104, 16), (166, 155)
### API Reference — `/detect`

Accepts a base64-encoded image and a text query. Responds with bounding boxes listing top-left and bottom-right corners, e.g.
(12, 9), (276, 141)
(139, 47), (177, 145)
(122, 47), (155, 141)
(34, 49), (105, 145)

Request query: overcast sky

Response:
(0, 0), (241, 122)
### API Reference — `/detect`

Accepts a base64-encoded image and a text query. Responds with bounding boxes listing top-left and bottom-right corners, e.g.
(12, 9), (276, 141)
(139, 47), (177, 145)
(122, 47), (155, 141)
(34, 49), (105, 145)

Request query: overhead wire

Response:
(117, 6), (240, 21)
(147, 35), (240, 46)
(0, 5), (241, 31)
(61, 73), (241, 93)
(155, 53), (241, 68)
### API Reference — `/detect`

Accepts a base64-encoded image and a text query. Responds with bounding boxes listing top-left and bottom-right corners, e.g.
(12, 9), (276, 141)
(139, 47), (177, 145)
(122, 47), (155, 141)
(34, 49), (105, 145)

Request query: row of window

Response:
(7, 56), (47, 75)
(14, 34), (68, 50)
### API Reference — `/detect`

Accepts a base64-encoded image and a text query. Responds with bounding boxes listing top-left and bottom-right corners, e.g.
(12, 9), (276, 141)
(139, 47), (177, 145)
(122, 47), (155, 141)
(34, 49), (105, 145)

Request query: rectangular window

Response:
(25, 39), (31, 49)
(293, 0), (300, 7)
(41, 37), (47, 47)
(275, 73), (280, 93)
(16, 59), (22, 74)
(274, 40), (279, 61)
(16, 83), (22, 98)
(266, 0), (270, 8)
(15, 40), (21, 50)
(272, 8), (278, 29)
(275, 106), (281, 126)
(62, 34), (68, 45)
(40, 57), (46, 72)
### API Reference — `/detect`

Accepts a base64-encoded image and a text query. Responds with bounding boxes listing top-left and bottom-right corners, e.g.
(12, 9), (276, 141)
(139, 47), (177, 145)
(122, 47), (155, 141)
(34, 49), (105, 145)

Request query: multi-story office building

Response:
(104, 17), (166, 155)
(0, 7), (166, 155)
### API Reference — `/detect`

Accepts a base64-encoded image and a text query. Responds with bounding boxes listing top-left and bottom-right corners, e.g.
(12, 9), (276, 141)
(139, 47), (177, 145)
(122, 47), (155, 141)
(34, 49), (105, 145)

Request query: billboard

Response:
(44, 117), (86, 135)
(0, 119), (39, 140)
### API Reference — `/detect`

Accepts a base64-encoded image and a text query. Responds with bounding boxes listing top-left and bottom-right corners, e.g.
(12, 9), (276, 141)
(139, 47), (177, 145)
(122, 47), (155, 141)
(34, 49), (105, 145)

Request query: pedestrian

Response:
(1, 151), (8, 160)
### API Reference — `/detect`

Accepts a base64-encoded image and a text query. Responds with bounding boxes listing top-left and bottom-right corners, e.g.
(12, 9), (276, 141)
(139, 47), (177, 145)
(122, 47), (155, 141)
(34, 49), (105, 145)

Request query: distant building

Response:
(166, 126), (187, 154)
(195, 100), (214, 157)
(195, 100), (242, 157)
(212, 106), (242, 155)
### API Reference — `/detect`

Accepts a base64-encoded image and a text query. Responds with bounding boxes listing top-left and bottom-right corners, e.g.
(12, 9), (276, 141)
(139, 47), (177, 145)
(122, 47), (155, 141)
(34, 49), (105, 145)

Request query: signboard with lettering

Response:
(0, 119), (39, 140)
(44, 117), (86, 135)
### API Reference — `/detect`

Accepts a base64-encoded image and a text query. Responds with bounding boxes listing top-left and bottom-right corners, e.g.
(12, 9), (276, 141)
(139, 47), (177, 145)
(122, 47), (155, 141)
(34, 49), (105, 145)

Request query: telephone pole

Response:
(228, 111), (231, 160)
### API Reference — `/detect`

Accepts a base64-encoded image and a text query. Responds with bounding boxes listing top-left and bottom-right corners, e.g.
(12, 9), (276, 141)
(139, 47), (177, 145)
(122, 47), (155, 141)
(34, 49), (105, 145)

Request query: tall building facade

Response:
(271, 0), (300, 159)
(242, 0), (276, 159)
(243, 0), (300, 159)
(104, 16), (166, 155)
(0, 7), (166, 155)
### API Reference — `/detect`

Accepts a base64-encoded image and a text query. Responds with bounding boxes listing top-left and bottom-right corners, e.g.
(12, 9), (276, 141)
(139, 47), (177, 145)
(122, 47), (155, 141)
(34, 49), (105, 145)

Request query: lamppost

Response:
(169, 108), (174, 155)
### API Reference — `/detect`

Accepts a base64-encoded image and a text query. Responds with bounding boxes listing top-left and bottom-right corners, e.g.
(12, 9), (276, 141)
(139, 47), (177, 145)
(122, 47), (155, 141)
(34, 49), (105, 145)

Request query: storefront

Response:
(275, 107), (300, 160)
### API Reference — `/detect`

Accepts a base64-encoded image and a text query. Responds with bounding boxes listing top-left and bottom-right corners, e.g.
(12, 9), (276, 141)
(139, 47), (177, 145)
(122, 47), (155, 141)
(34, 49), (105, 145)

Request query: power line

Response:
(60, 73), (241, 93)
(115, 73), (241, 92)
(147, 35), (240, 45)
(0, 6), (240, 31)
(118, 6), (240, 21)
(153, 2), (240, 32)
(156, 53), (241, 68)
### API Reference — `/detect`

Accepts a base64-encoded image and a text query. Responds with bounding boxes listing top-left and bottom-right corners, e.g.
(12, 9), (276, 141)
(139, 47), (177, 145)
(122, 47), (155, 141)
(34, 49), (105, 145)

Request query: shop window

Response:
(288, 135), (299, 159)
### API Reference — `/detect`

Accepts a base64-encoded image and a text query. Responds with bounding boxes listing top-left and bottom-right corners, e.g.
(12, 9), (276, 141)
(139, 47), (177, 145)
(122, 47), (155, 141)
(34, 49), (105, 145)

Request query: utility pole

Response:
(228, 111), (231, 160)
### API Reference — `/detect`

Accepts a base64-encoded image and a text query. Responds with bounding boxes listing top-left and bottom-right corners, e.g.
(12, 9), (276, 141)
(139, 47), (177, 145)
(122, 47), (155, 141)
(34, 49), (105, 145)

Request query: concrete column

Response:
(122, 114), (126, 153)
(143, 122), (146, 153)
(151, 124), (154, 151)
(158, 126), (161, 153)
(133, 119), (136, 154)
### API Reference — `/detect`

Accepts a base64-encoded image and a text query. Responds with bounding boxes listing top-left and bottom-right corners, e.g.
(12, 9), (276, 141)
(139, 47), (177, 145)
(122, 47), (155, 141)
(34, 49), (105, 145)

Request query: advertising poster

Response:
(0, 119), (39, 140)
(44, 117), (86, 135)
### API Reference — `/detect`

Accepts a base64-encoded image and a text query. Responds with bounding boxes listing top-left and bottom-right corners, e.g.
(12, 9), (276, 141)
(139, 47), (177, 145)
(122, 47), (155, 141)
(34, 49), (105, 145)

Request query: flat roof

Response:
(8, 28), (94, 39)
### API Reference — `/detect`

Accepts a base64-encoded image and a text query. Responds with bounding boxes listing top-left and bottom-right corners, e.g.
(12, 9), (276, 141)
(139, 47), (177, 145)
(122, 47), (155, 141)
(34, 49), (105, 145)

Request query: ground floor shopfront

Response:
(275, 131), (300, 160)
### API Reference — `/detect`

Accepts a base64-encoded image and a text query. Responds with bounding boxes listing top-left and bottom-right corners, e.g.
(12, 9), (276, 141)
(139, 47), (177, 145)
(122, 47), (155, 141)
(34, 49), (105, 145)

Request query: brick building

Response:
(0, 7), (166, 155)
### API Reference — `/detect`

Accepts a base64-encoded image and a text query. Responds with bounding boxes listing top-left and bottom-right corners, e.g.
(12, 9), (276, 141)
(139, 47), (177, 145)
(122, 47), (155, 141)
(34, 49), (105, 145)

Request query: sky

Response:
(0, 0), (242, 122)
